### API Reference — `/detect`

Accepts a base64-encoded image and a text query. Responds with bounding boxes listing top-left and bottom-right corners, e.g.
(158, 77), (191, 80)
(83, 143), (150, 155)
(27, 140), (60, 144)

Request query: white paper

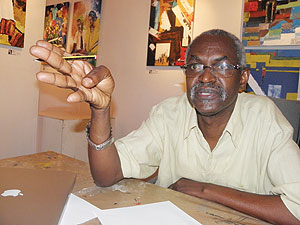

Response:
(59, 195), (202, 225)
(58, 194), (101, 225)
(96, 201), (202, 225)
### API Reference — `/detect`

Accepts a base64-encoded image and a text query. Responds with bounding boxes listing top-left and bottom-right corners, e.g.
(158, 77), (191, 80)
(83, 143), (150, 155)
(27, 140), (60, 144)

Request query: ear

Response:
(239, 68), (250, 92)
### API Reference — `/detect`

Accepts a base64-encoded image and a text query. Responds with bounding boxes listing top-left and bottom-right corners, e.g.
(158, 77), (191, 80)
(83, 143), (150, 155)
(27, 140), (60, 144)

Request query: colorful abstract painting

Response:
(44, 2), (70, 49)
(0, 0), (26, 48)
(147, 0), (195, 67)
(246, 49), (300, 100)
(243, 0), (300, 46)
(67, 0), (101, 66)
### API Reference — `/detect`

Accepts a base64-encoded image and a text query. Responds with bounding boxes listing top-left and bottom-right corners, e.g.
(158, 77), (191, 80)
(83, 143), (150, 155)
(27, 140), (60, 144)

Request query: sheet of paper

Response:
(96, 201), (202, 225)
(59, 194), (101, 225)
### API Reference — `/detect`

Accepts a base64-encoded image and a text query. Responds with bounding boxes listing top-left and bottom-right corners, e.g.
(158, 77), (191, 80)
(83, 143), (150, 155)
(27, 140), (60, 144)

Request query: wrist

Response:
(86, 121), (114, 151)
(90, 103), (110, 111)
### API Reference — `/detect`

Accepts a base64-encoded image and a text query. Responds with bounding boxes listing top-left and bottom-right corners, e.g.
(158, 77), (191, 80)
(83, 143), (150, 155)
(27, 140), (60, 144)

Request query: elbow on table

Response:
(92, 173), (123, 187)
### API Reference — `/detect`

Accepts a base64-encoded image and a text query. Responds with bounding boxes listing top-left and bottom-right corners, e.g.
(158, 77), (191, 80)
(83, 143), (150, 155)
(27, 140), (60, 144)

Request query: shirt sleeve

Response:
(267, 131), (300, 220)
(115, 104), (165, 179)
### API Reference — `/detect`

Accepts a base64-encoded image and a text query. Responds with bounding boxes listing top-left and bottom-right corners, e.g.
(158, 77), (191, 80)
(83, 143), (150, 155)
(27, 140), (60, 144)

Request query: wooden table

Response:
(0, 151), (271, 225)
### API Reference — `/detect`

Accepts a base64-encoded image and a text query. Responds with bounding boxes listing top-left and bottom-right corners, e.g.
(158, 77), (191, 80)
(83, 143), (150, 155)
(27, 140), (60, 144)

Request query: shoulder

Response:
(238, 93), (279, 115)
(236, 93), (292, 130)
(151, 94), (190, 114)
(145, 94), (192, 124)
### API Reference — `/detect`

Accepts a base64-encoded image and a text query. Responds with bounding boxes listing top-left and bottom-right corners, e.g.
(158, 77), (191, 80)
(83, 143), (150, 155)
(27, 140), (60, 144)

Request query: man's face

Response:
(185, 34), (246, 116)
(77, 20), (83, 31)
(88, 16), (94, 26)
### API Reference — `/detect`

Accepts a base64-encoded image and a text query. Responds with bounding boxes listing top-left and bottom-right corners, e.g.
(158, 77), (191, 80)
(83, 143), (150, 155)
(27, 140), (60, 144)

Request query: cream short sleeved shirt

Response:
(115, 93), (300, 220)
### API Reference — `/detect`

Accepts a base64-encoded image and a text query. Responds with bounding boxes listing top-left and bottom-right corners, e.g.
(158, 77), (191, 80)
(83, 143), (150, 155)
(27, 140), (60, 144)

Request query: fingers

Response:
(67, 88), (111, 108)
(30, 40), (72, 75)
(36, 72), (77, 88)
(67, 90), (87, 103)
(82, 65), (111, 88)
(36, 40), (65, 56)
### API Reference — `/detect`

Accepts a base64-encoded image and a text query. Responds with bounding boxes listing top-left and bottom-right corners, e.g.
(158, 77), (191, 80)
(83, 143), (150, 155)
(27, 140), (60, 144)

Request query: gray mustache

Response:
(190, 83), (227, 101)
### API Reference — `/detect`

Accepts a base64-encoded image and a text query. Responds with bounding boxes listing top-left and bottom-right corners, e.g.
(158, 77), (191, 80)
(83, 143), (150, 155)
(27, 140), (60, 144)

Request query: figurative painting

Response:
(147, 0), (195, 67)
(243, 0), (300, 46)
(246, 49), (300, 100)
(0, 0), (27, 48)
(44, 2), (70, 49)
(67, 0), (101, 65)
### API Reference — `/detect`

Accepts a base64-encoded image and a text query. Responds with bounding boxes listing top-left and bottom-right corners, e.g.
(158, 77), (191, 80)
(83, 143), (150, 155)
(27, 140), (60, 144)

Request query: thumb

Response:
(82, 65), (111, 88)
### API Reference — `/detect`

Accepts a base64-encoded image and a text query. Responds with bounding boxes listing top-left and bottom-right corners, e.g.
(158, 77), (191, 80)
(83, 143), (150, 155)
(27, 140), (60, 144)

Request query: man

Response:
(30, 29), (300, 224)
(72, 18), (85, 54)
(84, 10), (99, 55)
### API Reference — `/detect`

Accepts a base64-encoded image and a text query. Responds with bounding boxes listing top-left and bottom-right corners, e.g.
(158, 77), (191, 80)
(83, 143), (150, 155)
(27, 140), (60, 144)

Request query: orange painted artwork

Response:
(0, 0), (26, 48)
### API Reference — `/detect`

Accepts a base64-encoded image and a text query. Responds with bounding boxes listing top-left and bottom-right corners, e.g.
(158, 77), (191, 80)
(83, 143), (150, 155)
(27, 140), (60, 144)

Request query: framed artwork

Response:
(0, 0), (27, 48)
(44, 2), (70, 49)
(246, 49), (300, 100)
(155, 41), (172, 66)
(67, 0), (101, 66)
(242, 0), (300, 46)
(147, 0), (195, 67)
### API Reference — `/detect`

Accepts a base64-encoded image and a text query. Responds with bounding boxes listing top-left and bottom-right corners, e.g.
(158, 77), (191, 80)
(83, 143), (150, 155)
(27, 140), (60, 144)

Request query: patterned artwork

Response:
(147, 0), (195, 67)
(246, 49), (300, 100)
(67, 0), (101, 65)
(44, 2), (70, 49)
(243, 0), (300, 46)
(0, 0), (27, 48)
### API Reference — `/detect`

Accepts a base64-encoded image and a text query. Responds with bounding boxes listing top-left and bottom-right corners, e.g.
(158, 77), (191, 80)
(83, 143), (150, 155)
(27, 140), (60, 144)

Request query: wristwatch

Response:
(85, 121), (114, 151)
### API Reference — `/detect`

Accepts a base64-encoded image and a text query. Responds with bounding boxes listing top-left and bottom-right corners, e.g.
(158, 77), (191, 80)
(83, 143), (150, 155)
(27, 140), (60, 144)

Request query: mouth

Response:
(190, 84), (227, 102)
(196, 88), (220, 99)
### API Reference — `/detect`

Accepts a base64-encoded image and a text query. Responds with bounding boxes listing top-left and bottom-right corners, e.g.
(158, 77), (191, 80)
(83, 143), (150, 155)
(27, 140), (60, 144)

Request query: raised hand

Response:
(30, 40), (114, 109)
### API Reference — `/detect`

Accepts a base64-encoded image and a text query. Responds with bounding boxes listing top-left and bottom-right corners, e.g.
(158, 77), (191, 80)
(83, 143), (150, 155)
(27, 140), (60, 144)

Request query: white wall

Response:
(38, 0), (244, 139)
(0, 0), (46, 158)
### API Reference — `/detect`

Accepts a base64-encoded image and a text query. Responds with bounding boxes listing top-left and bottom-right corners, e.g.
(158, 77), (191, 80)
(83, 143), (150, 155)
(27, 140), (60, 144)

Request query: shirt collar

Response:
(183, 94), (198, 139)
(221, 93), (244, 148)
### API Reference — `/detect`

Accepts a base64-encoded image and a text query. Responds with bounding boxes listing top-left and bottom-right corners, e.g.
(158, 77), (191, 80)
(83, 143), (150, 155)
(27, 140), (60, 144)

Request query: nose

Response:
(197, 67), (216, 83)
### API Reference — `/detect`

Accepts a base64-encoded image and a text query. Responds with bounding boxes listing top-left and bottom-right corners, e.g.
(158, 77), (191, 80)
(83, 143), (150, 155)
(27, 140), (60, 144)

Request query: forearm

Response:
(88, 105), (124, 186)
(201, 184), (299, 225)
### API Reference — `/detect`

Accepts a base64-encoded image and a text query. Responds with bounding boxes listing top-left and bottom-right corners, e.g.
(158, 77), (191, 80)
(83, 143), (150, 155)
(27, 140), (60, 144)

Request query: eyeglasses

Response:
(180, 62), (242, 78)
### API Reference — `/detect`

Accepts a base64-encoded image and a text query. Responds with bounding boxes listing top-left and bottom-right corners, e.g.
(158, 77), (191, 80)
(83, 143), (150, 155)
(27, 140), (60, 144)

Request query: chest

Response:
(162, 128), (267, 193)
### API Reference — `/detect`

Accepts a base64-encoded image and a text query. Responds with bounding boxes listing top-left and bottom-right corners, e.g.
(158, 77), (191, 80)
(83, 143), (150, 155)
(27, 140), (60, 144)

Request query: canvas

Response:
(242, 0), (300, 46)
(67, 0), (102, 66)
(44, 2), (70, 49)
(147, 0), (195, 67)
(0, 0), (26, 48)
(245, 49), (300, 100)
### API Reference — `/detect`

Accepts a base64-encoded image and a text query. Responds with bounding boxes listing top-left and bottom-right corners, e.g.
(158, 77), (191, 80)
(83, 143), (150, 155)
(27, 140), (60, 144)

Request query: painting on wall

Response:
(147, 0), (195, 67)
(67, 0), (101, 65)
(243, 0), (300, 46)
(44, 2), (70, 50)
(0, 0), (27, 48)
(246, 49), (300, 100)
